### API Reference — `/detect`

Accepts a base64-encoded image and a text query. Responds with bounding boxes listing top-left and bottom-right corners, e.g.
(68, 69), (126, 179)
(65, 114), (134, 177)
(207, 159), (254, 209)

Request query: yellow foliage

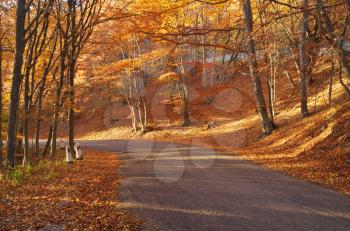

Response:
(158, 72), (179, 83)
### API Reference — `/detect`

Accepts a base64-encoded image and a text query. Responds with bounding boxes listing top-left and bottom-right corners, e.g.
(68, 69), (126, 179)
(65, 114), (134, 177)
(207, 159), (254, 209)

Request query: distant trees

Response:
(85, 0), (350, 135)
(121, 41), (150, 133)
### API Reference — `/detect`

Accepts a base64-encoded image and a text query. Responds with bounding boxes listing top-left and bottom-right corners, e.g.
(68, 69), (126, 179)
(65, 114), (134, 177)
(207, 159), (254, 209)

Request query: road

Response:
(78, 139), (350, 231)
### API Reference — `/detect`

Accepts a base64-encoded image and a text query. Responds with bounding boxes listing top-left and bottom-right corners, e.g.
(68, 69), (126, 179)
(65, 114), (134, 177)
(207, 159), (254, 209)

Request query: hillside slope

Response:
(70, 65), (350, 194)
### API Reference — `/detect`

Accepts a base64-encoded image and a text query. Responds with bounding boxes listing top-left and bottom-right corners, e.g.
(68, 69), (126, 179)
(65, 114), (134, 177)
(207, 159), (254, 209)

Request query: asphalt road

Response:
(78, 139), (350, 231)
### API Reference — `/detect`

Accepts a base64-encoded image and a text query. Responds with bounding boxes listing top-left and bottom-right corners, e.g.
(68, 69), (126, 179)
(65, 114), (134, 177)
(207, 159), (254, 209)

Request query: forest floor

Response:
(236, 100), (350, 195)
(0, 150), (140, 230)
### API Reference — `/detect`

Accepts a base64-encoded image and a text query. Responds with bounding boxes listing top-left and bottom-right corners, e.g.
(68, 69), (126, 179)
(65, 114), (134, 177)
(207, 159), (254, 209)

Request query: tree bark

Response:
(284, 70), (296, 89)
(181, 81), (191, 127)
(41, 126), (52, 157)
(23, 63), (30, 166)
(34, 77), (46, 155)
(7, 0), (26, 168)
(51, 10), (68, 159)
(240, 0), (275, 134)
(0, 34), (3, 169)
(50, 54), (65, 159)
(329, 51), (335, 104)
(299, 0), (310, 118)
(67, 0), (77, 155)
(338, 54), (350, 98)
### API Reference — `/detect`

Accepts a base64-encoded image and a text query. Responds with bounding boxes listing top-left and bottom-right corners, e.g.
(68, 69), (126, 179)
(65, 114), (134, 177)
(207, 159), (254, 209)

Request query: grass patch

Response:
(1, 165), (32, 185)
(31, 159), (65, 181)
(0, 156), (65, 185)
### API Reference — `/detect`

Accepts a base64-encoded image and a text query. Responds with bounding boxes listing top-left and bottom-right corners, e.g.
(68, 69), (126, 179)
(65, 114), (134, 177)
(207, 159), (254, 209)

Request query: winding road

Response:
(79, 139), (350, 231)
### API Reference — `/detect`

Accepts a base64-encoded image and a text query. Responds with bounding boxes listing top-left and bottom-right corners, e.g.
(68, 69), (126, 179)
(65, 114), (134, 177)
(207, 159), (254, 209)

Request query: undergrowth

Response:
(0, 158), (65, 185)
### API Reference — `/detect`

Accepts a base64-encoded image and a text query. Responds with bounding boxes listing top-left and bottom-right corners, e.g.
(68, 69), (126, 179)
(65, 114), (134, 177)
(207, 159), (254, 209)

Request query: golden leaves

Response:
(0, 151), (140, 230)
(158, 71), (179, 82)
(99, 48), (170, 77)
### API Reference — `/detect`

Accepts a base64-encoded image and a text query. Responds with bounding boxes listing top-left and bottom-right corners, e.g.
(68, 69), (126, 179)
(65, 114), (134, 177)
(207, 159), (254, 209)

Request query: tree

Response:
(0, 11), (4, 168)
(316, 0), (350, 81)
(65, 0), (105, 156)
(299, 0), (310, 118)
(7, 0), (26, 168)
(50, 4), (68, 158)
(240, 0), (275, 134)
(22, 0), (55, 165)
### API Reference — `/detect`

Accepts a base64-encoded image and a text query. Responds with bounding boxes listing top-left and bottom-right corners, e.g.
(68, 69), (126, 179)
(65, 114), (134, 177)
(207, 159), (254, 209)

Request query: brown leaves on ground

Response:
(0, 150), (140, 230)
(238, 102), (350, 195)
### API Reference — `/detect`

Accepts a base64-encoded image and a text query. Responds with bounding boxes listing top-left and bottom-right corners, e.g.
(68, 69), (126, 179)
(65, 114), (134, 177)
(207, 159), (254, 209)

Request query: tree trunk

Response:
(299, 0), (310, 118)
(0, 36), (3, 169)
(67, 0), (77, 157)
(267, 77), (275, 122)
(34, 90), (43, 155)
(7, 0), (26, 168)
(130, 104), (137, 131)
(329, 51), (335, 104)
(41, 126), (52, 157)
(51, 58), (65, 159)
(68, 61), (75, 155)
(107, 80), (113, 124)
(22, 66), (30, 166)
(181, 82), (191, 127)
(201, 6), (208, 89)
(143, 98), (148, 127)
(284, 70), (296, 89)
(338, 54), (350, 98)
(51, 14), (67, 159)
(240, 0), (275, 134)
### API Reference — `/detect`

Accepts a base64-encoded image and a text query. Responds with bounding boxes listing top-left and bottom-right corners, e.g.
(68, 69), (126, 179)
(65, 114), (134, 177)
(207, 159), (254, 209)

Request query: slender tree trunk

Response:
(7, 0), (26, 167)
(201, 6), (208, 89)
(67, 0), (77, 157)
(299, 0), (310, 118)
(34, 82), (45, 155)
(240, 0), (275, 134)
(130, 104), (137, 131)
(16, 121), (23, 155)
(126, 75), (138, 132)
(180, 79), (191, 126)
(143, 98), (148, 127)
(267, 78), (274, 122)
(51, 17), (67, 159)
(50, 68), (64, 159)
(0, 37), (3, 168)
(22, 39), (35, 166)
(329, 51), (335, 104)
(68, 63), (75, 154)
(41, 126), (52, 157)
(338, 54), (350, 98)
(22, 66), (30, 166)
(107, 80), (113, 124)
(284, 70), (296, 89)
(22, 9), (37, 166)
(267, 50), (277, 122)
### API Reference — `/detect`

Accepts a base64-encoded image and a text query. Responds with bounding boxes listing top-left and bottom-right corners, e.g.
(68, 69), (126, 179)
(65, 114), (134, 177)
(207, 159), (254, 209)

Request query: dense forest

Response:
(1, 0), (350, 167)
(1, 0), (350, 230)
